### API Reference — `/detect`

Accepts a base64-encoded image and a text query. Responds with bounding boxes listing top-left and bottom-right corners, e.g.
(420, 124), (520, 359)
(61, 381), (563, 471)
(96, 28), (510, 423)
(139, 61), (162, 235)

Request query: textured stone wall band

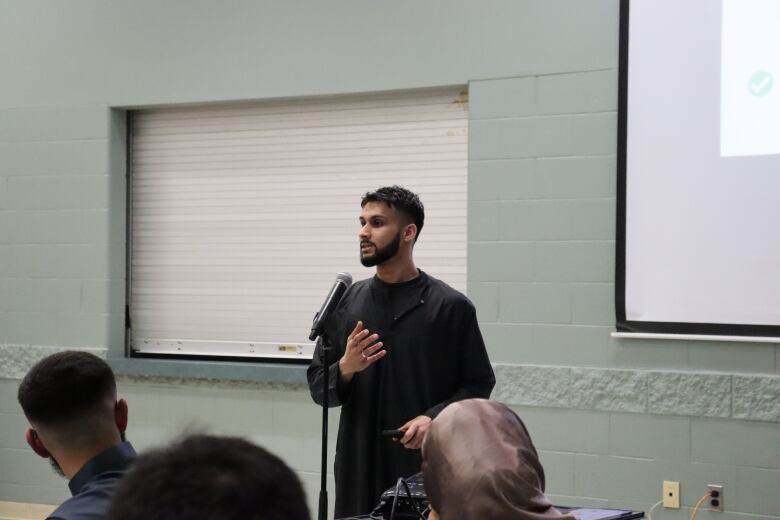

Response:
(3, 345), (777, 423)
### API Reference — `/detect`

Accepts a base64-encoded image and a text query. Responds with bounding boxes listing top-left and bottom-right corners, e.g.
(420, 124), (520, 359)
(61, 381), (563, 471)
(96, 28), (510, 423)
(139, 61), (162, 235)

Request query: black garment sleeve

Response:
(306, 337), (352, 407)
(424, 301), (496, 418)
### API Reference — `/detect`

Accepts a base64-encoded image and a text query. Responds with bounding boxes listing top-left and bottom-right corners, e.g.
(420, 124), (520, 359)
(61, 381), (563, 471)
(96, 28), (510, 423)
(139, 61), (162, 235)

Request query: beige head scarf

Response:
(421, 399), (577, 520)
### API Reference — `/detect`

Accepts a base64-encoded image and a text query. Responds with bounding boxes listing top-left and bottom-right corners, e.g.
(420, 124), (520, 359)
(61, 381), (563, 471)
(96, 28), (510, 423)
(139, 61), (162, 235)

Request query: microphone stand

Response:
(318, 330), (332, 520)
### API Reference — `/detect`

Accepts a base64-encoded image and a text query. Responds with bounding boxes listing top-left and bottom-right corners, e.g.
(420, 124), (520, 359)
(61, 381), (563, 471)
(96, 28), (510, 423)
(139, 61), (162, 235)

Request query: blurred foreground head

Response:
(107, 434), (311, 520)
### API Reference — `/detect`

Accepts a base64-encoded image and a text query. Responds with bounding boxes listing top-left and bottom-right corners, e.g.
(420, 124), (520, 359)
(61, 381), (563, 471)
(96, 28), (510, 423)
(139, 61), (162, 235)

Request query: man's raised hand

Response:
(338, 321), (386, 383)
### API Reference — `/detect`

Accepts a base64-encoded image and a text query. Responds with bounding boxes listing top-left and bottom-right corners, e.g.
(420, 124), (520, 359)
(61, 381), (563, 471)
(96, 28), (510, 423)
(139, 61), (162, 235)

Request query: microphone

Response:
(309, 272), (352, 341)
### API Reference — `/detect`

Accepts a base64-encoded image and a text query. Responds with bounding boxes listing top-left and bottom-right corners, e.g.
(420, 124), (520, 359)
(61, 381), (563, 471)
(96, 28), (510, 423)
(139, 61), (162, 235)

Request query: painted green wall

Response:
(1, 1), (778, 519)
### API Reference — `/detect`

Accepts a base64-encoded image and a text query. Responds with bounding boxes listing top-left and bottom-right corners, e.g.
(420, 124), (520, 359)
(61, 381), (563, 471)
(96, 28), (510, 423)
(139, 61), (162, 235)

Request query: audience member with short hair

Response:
(421, 399), (576, 520)
(106, 434), (311, 520)
(17, 351), (135, 520)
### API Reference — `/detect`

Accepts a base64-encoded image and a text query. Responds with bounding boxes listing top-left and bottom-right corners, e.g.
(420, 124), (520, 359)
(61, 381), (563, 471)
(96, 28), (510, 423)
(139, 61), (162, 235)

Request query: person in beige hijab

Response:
(421, 399), (577, 520)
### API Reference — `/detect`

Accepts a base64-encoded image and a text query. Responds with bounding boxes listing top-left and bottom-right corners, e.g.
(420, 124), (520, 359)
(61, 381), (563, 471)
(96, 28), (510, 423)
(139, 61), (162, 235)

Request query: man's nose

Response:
(358, 224), (370, 239)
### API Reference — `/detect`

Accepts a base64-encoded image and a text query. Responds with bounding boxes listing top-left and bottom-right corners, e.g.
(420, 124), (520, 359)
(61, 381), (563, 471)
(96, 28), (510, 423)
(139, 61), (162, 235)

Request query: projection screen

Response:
(616, 0), (780, 337)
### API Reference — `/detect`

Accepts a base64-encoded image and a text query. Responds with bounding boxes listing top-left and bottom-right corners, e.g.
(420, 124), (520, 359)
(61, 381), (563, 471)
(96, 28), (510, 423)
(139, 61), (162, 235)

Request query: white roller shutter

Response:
(129, 87), (468, 360)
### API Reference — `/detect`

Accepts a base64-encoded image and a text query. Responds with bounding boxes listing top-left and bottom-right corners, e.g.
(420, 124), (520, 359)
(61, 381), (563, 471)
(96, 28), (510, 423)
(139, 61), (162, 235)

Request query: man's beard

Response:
(49, 457), (65, 478)
(360, 233), (401, 267)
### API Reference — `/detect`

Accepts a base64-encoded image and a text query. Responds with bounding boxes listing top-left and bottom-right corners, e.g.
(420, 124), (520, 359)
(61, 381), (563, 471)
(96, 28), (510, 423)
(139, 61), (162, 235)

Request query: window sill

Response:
(108, 356), (308, 385)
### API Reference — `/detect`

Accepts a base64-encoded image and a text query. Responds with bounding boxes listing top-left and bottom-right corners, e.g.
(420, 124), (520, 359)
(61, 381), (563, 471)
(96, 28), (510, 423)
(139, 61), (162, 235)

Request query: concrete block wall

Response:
(467, 70), (780, 519)
(0, 107), (126, 348)
(1, 1), (779, 519)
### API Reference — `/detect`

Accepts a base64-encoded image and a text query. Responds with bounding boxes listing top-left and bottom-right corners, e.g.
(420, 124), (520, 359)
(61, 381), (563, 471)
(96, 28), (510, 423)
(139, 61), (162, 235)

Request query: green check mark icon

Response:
(748, 70), (774, 97)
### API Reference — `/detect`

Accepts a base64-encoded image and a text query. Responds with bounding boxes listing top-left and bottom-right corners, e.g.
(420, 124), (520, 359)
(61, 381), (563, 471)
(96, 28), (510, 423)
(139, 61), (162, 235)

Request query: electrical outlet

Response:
(663, 481), (680, 508)
(708, 484), (724, 512)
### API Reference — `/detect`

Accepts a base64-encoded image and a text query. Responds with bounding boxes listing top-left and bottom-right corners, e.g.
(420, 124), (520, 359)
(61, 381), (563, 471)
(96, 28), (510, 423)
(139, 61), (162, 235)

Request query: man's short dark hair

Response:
(361, 185), (425, 241)
(106, 434), (311, 520)
(18, 351), (117, 426)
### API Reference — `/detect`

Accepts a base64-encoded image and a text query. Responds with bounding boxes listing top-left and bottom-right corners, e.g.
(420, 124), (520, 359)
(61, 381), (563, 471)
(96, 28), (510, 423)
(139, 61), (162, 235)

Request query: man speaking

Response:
(307, 186), (495, 518)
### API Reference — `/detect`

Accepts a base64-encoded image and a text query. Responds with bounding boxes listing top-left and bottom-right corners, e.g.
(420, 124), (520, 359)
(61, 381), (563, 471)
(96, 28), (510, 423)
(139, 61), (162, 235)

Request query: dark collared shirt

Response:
(48, 442), (136, 520)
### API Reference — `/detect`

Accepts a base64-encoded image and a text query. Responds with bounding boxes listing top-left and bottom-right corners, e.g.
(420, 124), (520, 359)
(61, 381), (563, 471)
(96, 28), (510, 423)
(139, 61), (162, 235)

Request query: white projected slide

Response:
(622, 0), (780, 331)
(721, 0), (780, 157)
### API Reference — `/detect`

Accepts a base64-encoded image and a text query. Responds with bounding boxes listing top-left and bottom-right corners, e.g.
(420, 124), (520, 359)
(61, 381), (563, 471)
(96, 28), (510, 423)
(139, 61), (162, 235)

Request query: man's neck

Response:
(375, 256), (419, 284)
(53, 438), (121, 480)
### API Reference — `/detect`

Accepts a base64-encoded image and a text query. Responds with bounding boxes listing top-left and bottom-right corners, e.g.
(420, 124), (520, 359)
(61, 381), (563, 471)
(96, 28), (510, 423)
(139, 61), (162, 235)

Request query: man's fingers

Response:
(403, 427), (426, 449)
(348, 321), (364, 340)
(397, 416), (430, 449)
(348, 330), (371, 353)
(364, 349), (386, 365)
(362, 342), (384, 356)
(352, 329), (370, 344)
(400, 423), (418, 444)
(354, 330), (371, 349)
(349, 321), (363, 337)
(358, 333), (380, 350)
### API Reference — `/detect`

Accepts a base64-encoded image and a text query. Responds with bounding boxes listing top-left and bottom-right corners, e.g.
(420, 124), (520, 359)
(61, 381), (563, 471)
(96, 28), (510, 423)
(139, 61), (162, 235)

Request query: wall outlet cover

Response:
(663, 481), (680, 509)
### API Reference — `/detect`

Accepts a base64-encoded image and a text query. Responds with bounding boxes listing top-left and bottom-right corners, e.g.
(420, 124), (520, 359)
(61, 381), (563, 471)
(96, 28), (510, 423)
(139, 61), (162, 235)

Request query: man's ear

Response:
(25, 428), (51, 459)
(403, 223), (418, 244)
(115, 399), (128, 433)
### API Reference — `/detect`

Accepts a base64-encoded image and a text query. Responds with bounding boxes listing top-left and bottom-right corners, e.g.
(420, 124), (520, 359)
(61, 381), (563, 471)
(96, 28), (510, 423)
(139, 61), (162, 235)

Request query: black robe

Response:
(307, 271), (496, 518)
